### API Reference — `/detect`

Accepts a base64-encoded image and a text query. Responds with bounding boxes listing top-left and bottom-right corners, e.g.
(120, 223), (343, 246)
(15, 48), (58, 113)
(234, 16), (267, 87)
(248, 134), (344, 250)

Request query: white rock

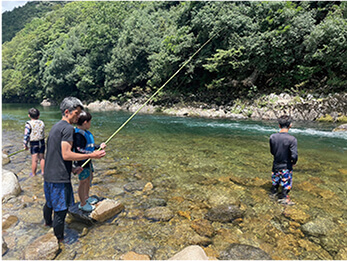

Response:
(2, 170), (21, 200)
(168, 245), (208, 260)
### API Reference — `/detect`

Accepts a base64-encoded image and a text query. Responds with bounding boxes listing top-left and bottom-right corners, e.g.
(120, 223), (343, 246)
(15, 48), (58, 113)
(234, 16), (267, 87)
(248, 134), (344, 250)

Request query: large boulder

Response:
(333, 123), (347, 132)
(23, 233), (59, 260)
(205, 204), (244, 223)
(2, 170), (21, 201)
(168, 245), (209, 260)
(90, 199), (124, 222)
(219, 244), (272, 260)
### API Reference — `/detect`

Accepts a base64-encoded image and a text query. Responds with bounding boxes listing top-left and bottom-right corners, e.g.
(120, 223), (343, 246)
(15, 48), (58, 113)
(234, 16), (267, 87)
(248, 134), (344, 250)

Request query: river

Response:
(2, 103), (347, 260)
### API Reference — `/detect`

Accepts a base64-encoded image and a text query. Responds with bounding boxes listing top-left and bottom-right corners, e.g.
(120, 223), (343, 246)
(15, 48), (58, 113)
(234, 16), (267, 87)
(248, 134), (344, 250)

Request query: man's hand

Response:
(90, 150), (106, 159)
(100, 143), (106, 149)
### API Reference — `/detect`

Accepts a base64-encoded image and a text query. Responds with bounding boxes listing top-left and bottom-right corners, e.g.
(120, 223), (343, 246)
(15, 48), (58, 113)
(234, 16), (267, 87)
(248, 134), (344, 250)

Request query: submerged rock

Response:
(23, 233), (59, 260)
(168, 245), (209, 260)
(144, 206), (174, 222)
(301, 217), (337, 237)
(219, 243), (272, 260)
(124, 180), (149, 192)
(205, 205), (244, 223)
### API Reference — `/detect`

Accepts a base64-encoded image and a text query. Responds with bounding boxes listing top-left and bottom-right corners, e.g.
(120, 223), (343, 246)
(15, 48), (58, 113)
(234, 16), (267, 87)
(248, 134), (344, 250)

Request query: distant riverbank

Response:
(41, 92), (347, 123)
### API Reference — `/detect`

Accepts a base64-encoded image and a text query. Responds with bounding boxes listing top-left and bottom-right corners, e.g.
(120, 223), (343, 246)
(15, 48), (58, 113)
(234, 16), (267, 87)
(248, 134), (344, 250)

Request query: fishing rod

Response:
(6, 148), (26, 157)
(82, 31), (220, 168)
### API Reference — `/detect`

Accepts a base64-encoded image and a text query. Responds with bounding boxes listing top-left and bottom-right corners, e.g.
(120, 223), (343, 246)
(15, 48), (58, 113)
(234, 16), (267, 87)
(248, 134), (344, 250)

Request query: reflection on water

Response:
(2, 103), (347, 260)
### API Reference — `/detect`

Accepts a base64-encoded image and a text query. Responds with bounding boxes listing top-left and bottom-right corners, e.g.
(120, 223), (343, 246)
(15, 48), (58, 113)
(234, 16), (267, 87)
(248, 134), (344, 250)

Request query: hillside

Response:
(2, 1), (346, 105)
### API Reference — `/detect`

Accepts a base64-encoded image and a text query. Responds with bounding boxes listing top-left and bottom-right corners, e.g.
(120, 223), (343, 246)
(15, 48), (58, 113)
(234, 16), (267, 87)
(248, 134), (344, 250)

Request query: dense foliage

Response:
(2, 1), (346, 104)
(2, 1), (68, 43)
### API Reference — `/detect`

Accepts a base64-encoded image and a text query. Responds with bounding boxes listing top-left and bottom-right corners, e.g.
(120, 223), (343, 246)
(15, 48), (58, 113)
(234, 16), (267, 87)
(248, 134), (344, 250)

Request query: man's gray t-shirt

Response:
(44, 120), (74, 183)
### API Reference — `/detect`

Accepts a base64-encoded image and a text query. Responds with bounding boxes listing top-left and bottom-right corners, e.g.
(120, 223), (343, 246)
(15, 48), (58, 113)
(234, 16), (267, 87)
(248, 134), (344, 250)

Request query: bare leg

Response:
(78, 178), (89, 206)
(31, 154), (38, 176)
(38, 153), (45, 175)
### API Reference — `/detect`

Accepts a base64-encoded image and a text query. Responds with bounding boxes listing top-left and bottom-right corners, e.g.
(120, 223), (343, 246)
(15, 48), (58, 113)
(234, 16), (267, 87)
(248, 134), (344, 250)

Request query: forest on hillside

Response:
(2, 1), (347, 104)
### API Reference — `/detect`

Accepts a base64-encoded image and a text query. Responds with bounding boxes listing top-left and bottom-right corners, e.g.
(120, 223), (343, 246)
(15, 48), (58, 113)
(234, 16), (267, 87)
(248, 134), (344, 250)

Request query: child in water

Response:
(73, 111), (106, 212)
(23, 108), (45, 176)
(270, 115), (298, 205)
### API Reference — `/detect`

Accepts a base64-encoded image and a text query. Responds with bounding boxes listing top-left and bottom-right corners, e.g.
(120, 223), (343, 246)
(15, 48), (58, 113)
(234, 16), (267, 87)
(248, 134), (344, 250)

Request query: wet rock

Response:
(335, 247), (347, 260)
(282, 207), (310, 224)
(2, 153), (10, 165)
(205, 205), (244, 223)
(23, 233), (59, 260)
(2, 214), (19, 230)
(86, 100), (121, 111)
(191, 219), (214, 237)
(2, 170), (21, 201)
(124, 180), (148, 192)
(132, 244), (157, 259)
(90, 199), (124, 222)
(168, 245), (209, 260)
(139, 198), (167, 209)
(41, 99), (57, 106)
(301, 217), (337, 237)
(219, 243), (272, 260)
(2, 236), (8, 256)
(120, 251), (150, 260)
(144, 206), (174, 222)
(18, 207), (43, 224)
(333, 123), (347, 132)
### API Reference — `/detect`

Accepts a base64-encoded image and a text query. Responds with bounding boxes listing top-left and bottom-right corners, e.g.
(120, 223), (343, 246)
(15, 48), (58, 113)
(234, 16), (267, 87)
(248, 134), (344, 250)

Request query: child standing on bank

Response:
(23, 108), (45, 176)
(73, 111), (106, 212)
(270, 115), (298, 205)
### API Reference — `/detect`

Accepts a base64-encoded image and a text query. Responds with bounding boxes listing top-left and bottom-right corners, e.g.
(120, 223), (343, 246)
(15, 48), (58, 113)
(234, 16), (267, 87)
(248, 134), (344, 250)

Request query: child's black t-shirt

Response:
(270, 132), (298, 172)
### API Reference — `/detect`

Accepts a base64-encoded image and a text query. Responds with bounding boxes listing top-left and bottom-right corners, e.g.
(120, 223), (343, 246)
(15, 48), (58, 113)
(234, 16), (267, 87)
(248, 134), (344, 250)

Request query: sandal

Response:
(78, 203), (95, 212)
(87, 197), (98, 205)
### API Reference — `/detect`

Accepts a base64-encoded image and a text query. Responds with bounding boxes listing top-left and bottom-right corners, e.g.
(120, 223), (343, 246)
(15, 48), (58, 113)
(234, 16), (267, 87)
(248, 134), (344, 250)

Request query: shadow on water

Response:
(2, 103), (347, 260)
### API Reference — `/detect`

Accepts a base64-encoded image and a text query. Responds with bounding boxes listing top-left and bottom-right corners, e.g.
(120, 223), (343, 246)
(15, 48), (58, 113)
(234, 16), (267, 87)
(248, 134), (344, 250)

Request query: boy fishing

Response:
(23, 108), (45, 176)
(73, 111), (106, 212)
(270, 115), (298, 205)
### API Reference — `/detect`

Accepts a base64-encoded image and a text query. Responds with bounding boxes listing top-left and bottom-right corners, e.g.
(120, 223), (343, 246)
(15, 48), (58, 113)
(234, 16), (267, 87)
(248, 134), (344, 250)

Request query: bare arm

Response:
(61, 141), (106, 161)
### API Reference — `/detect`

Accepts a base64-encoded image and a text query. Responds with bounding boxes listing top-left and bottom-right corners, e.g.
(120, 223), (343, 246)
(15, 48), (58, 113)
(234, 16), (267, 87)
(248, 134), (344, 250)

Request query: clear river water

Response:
(2, 103), (347, 260)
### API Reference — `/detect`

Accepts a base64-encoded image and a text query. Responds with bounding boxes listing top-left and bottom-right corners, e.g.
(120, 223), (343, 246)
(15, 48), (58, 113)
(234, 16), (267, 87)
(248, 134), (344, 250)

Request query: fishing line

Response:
(82, 31), (220, 168)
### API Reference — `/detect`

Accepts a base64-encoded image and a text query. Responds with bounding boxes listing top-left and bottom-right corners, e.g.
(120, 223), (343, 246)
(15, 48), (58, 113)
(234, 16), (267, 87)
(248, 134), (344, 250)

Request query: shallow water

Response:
(2, 103), (347, 259)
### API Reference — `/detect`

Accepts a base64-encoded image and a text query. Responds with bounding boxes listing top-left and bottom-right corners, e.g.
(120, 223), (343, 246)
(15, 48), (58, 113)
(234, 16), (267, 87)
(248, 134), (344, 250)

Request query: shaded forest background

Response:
(2, 1), (347, 105)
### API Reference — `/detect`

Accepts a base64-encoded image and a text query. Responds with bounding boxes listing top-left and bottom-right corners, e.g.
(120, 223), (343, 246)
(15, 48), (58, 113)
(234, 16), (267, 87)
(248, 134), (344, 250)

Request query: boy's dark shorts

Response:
(30, 139), (45, 155)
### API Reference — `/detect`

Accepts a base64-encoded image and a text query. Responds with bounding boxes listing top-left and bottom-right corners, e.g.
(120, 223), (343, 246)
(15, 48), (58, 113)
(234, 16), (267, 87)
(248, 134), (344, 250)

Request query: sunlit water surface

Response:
(2, 103), (347, 260)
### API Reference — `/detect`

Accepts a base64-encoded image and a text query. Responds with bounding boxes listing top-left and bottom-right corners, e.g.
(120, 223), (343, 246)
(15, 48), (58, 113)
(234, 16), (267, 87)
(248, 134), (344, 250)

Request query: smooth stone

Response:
(205, 204), (244, 223)
(2, 214), (19, 230)
(333, 123), (347, 132)
(124, 180), (148, 192)
(144, 206), (174, 222)
(90, 199), (124, 222)
(190, 219), (214, 237)
(2, 170), (21, 200)
(301, 217), (337, 237)
(2, 236), (8, 256)
(168, 245), (209, 260)
(23, 233), (59, 260)
(219, 243), (272, 260)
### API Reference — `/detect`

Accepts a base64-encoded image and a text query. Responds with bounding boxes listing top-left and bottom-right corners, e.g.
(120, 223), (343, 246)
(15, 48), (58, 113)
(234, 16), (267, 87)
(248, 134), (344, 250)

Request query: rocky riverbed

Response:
(2, 126), (347, 260)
